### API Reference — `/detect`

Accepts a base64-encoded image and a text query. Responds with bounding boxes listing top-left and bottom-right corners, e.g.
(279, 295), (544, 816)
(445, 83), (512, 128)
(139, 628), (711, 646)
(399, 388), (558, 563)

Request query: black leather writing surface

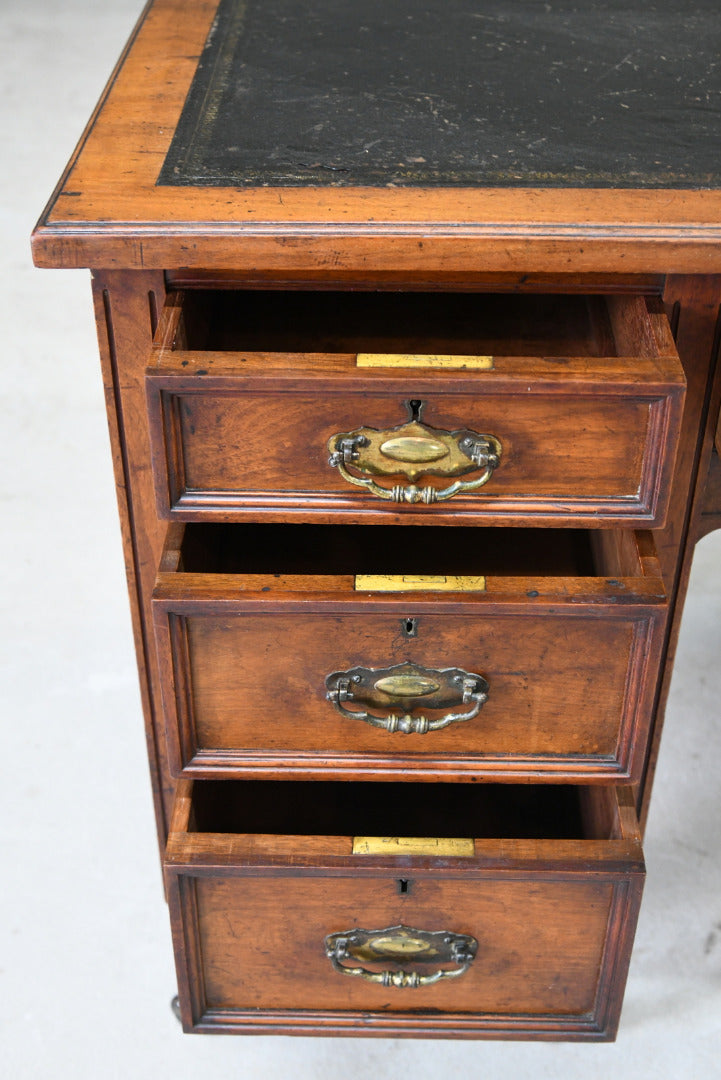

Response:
(159, 0), (721, 188)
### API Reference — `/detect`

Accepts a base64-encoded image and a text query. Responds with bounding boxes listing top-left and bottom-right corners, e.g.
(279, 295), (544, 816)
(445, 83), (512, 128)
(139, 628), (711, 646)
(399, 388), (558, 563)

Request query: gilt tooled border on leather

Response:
(158, 0), (721, 189)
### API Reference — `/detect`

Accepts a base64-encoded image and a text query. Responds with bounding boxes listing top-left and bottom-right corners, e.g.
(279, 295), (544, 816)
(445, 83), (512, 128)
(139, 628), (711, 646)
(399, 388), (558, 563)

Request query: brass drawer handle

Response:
(325, 661), (489, 734)
(327, 400), (502, 504)
(325, 925), (477, 988)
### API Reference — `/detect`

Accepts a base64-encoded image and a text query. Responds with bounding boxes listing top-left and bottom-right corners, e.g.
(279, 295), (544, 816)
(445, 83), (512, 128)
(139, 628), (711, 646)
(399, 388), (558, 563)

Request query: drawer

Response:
(165, 779), (644, 1039)
(153, 523), (667, 782)
(146, 290), (685, 527)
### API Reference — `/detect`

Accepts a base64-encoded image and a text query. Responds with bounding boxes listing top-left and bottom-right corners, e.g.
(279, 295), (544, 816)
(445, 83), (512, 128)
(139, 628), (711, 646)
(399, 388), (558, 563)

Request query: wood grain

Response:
(146, 292), (684, 526)
(31, 0), (721, 1043)
(30, 0), (721, 273)
(92, 269), (174, 848)
(697, 450), (721, 542)
(638, 276), (721, 826)
(164, 780), (644, 1038)
(152, 526), (666, 781)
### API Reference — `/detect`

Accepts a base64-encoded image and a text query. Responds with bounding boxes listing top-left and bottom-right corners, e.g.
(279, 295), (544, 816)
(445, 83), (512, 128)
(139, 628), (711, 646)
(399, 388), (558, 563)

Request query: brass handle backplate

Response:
(325, 661), (489, 734)
(327, 400), (502, 504)
(325, 924), (478, 988)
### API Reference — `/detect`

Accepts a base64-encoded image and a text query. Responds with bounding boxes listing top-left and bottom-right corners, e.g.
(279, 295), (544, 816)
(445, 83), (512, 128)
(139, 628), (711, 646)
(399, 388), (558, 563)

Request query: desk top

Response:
(32, 0), (721, 274)
(162, 0), (721, 190)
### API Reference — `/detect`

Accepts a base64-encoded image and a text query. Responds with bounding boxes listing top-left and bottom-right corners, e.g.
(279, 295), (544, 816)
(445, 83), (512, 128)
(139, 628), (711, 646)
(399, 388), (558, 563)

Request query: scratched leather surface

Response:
(158, 0), (721, 188)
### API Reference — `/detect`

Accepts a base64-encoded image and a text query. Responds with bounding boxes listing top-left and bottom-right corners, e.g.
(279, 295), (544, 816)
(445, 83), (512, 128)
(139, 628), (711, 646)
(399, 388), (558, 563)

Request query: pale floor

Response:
(2, 2), (720, 1076)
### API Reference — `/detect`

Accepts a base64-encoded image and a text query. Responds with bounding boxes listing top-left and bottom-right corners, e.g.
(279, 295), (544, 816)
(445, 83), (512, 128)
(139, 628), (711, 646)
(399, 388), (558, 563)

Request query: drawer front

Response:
(155, 607), (664, 782)
(147, 379), (681, 525)
(146, 293), (685, 527)
(153, 525), (667, 781)
(165, 782), (644, 1039)
(187, 876), (619, 1019)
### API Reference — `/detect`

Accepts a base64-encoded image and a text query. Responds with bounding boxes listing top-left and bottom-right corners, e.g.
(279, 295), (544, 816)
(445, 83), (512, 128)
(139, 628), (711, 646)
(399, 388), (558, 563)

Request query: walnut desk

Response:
(32, 0), (721, 1040)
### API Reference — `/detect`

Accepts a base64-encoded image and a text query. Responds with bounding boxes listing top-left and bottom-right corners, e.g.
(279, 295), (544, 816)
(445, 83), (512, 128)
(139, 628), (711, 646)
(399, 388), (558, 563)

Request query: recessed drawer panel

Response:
(146, 291), (684, 526)
(153, 523), (667, 782)
(165, 780), (644, 1040)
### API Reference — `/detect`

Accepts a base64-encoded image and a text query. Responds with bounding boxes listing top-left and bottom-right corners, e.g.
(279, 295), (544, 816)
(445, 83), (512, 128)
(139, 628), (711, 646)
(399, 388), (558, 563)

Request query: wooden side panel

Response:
(92, 269), (174, 847)
(696, 450), (721, 541)
(695, 342), (721, 540)
(639, 275), (721, 826)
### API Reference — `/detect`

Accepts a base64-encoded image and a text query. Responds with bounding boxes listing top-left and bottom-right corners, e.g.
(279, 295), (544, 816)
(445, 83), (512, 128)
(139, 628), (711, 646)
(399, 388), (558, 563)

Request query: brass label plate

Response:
(353, 836), (475, 856)
(357, 353), (494, 370)
(355, 574), (486, 592)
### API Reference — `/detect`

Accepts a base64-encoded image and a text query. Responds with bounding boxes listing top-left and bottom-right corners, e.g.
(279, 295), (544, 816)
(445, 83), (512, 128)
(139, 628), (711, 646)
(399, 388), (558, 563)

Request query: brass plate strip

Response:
(356, 353), (494, 370)
(355, 574), (486, 592)
(353, 836), (475, 857)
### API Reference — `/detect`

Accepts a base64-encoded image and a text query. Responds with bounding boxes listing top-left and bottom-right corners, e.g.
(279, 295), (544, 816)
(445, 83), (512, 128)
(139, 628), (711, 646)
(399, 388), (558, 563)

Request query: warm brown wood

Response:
(29, 0), (721, 275)
(169, 289), (629, 357)
(696, 450), (721, 542)
(653, 278), (721, 579)
(32, 0), (721, 1044)
(146, 291), (684, 527)
(637, 275), (721, 827)
(153, 525), (666, 782)
(588, 528), (663, 580)
(165, 780), (643, 1039)
(91, 269), (174, 844)
(166, 270), (668, 294)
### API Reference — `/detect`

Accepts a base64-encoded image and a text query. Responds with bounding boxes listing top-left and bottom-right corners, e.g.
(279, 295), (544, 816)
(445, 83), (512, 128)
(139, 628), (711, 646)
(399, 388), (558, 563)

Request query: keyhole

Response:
(397, 879), (410, 895)
(402, 617), (418, 638)
(407, 399), (424, 422)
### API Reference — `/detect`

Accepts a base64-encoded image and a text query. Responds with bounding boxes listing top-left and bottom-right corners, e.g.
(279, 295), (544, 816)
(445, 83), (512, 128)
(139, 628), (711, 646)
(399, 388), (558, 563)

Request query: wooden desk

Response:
(33, 0), (721, 1040)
